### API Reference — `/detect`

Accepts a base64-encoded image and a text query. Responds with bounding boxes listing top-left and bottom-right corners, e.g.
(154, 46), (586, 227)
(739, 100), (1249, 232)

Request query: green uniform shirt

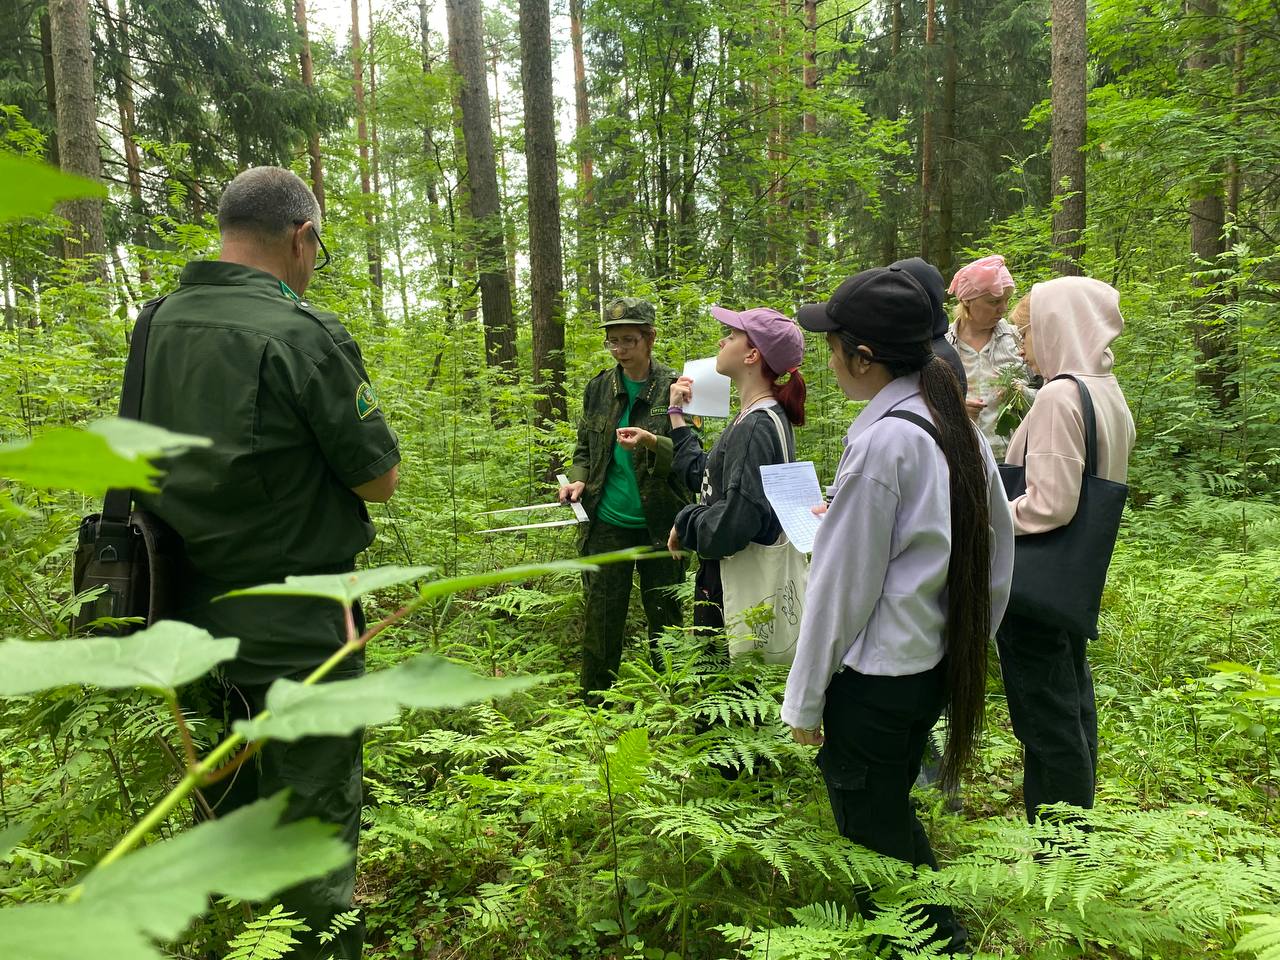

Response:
(135, 261), (400, 586)
(567, 361), (692, 548)
(596, 375), (647, 528)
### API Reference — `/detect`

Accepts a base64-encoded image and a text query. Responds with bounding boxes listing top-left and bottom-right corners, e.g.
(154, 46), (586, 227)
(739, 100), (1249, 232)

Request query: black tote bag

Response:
(998, 375), (1128, 639)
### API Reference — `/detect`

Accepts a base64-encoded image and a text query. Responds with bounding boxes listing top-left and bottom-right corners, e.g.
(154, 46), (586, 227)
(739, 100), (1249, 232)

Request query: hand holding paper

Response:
(680, 357), (731, 418)
(759, 461), (825, 553)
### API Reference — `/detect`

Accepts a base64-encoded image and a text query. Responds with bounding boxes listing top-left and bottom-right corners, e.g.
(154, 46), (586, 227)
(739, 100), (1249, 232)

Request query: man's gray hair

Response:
(217, 166), (321, 238)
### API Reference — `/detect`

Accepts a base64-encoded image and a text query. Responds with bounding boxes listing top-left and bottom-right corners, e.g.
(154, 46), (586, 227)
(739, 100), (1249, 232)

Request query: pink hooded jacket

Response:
(1005, 277), (1136, 535)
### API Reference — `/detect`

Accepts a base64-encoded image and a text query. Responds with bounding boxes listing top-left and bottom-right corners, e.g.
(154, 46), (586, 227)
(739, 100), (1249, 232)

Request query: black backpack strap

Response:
(880, 409), (942, 446)
(101, 296), (168, 526)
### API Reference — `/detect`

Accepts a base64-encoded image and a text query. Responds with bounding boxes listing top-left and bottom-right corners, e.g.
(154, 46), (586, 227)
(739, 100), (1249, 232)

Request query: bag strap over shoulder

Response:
(102, 296), (168, 525)
(1047, 374), (1100, 478)
(760, 405), (791, 465)
(880, 409), (942, 446)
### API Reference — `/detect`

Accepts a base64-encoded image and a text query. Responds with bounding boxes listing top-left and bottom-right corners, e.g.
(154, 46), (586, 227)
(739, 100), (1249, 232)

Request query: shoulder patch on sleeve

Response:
(356, 381), (380, 419)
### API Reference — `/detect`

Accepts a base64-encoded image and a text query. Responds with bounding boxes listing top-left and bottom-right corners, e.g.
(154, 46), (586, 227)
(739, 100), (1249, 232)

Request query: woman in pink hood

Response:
(998, 275), (1136, 823)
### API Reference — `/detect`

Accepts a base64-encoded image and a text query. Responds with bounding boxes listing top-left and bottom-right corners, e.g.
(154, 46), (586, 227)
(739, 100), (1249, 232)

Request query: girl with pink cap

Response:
(618, 306), (807, 654)
(944, 254), (1036, 459)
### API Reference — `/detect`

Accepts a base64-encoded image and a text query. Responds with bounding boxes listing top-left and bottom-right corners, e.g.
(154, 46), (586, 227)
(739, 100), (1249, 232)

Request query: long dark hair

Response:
(836, 335), (991, 790)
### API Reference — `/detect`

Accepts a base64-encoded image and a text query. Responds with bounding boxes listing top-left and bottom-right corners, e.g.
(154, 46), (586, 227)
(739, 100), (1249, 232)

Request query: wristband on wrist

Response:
(667, 406), (684, 415)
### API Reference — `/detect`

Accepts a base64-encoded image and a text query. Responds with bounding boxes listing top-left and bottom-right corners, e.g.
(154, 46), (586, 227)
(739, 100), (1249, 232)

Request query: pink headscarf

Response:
(948, 254), (1016, 301)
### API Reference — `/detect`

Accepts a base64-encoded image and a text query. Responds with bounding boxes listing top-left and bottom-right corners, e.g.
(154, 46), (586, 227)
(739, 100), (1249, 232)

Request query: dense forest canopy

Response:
(0, 0), (1278, 957)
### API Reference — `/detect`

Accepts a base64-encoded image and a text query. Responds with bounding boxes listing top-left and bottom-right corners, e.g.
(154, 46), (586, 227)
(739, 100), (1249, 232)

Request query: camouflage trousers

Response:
(580, 520), (686, 693)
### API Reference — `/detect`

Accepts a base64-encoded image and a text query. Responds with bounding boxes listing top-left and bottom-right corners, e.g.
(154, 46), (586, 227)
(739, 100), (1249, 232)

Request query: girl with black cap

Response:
(783, 266), (1015, 953)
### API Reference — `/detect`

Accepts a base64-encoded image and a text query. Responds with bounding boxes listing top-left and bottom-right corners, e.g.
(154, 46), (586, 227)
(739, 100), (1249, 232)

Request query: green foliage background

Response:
(1, 0), (1279, 956)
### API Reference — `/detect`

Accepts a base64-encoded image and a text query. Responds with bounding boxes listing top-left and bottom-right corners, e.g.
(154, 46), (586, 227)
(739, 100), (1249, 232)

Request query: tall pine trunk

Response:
(488, 42), (519, 292)
(1050, 0), (1086, 274)
(350, 0), (384, 317)
(937, 0), (959, 274)
(519, 0), (567, 429)
(111, 0), (148, 281)
(569, 0), (600, 316)
(1186, 0), (1236, 408)
(294, 0), (325, 215)
(40, 13), (59, 167)
(419, 2), (455, 322)
(445, 0), (519, 383)
(880, 0), (903, 263)
(49, 0), (107, 277)
(919, 0), (937, 262)
(802, 0), (819, 271)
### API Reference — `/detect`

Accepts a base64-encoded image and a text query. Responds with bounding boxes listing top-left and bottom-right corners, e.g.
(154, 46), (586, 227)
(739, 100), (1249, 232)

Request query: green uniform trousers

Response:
(580, 520), (685, 693)
(185, 584), (366, 960)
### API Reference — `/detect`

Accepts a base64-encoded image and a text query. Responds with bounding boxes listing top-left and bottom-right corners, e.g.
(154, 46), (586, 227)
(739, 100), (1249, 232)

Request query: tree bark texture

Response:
(294, 0), (326, 216)
(49, 0), (107, 274)
(937, 0), (959, 274)
(1186, 0), (1236, 408)
(1050, 0), (1086, 275)
(110, 0), (147, 274)
(919, 0), (938, 262)
(568, 0), (600, 315)
(519, 0), (567, 427)
(445, 0), (518, 379)
(803, 0), (819, 264)
(350, 0), (384, 315)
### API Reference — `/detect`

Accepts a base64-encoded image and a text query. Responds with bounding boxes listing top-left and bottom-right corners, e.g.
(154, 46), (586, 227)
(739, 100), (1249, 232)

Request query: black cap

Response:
(889, 257), (948, 338)
(796, 267), (934, 350)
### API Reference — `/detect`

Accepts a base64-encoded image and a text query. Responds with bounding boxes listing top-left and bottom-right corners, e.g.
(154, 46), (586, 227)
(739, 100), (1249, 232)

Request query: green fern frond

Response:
(224, 905), (307, 960)
(1236, 912), (1280, 959)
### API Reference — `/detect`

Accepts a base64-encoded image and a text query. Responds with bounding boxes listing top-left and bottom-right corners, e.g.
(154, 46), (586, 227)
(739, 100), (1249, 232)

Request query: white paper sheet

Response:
(759, 461), (825, 553)
(680, 357), (732, 418)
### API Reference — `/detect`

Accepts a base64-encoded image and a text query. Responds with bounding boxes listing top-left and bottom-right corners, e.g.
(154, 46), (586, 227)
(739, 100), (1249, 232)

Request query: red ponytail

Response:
(761, 359), (807, 427)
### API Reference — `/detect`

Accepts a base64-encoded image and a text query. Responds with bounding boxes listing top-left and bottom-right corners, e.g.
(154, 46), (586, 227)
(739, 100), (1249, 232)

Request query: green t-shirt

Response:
(595, 374), (648, 528)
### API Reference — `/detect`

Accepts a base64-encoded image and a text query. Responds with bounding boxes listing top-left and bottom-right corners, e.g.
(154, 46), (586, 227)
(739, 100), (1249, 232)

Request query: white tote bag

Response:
(720, 407), (809, 666)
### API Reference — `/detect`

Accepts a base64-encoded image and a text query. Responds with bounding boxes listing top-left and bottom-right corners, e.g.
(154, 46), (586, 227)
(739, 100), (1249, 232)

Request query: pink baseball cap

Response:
(710, 305), (805, 373)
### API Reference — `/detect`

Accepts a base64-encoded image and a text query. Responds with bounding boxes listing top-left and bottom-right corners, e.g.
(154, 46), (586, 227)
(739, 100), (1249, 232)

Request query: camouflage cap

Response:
(601, 296), (656, 327)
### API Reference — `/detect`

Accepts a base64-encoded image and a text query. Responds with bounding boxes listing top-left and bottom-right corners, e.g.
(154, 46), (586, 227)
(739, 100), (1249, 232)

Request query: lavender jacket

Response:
(781, 374), (1015, 731)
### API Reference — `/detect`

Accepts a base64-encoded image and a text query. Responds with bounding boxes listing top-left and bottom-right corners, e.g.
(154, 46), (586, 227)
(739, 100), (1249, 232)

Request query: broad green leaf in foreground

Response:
(78, 792), (350, 941)
(0, 622), (238, 696)
(0, 823), (30, 859)
(0, 418), (209, 497)
(222, 551), (651, 609)
(0, 902), (163, 960)
(88, 419), (212, 461)
(222, 564), (435, 606)
(235, 654), (547, 741)
(0, 152), (107, 223)
(414, 550), (649, 601)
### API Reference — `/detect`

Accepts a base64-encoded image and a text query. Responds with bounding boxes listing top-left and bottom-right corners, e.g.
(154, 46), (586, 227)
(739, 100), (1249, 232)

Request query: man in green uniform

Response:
(135, 166), (400, 959)
(557, 297), (690, 696)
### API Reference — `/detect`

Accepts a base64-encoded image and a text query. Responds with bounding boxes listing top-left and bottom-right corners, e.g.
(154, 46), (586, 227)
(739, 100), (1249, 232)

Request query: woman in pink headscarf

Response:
(944, 254), (1035, 459)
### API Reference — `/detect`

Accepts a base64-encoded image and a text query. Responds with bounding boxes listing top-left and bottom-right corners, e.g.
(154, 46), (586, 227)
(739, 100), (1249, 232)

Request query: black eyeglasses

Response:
(295, 220), (330, 271)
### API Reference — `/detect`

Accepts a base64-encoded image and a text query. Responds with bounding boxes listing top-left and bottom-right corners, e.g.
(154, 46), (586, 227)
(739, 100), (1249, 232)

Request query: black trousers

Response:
(816, 664), (963, 949)
(579, 520), (685, 693)
(187, 596), (368, 960)
(997, 610), (1098, 823)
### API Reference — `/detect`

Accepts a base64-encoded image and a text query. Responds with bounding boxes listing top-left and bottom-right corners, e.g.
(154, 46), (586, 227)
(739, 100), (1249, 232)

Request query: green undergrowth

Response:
(333, 496), (1280, 959)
